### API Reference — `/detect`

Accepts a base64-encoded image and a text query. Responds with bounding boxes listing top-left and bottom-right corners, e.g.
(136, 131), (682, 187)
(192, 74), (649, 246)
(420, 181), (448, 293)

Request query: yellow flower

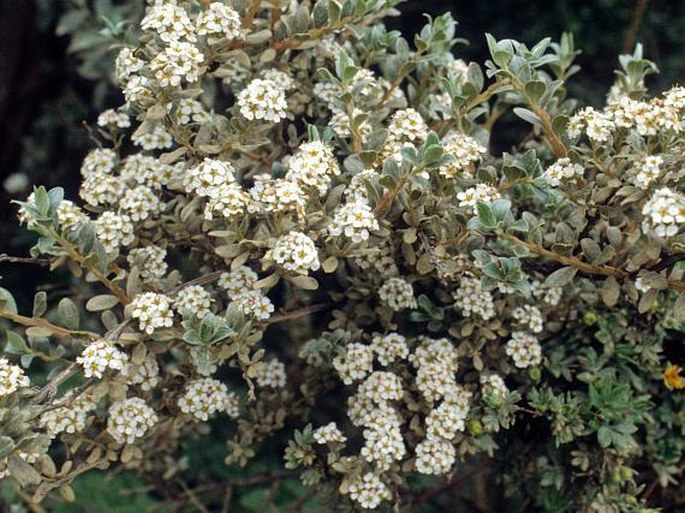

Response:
(663, 364), (685, 391)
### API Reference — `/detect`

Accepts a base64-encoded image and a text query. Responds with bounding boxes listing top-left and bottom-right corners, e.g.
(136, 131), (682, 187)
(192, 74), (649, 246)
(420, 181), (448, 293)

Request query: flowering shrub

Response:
(0, 1), (684, 511)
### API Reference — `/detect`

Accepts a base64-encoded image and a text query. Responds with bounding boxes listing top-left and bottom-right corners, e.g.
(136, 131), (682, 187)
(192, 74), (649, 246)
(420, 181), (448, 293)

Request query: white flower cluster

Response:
(219, 266), (258, 297)
(328, 199), (379, 243)
(237, 78), (288, 122)
(634, 155), (663, 189)
(76, 340), (129, 379)
(248, 174), (306, 217)
(410, 337), (460, 403)
(94, 211), (135, 253)
(178, 377), (234, 421)
(567, 107), (613, 142)
(370, 332), (409, 366)
(127, 246), (168, 281)
(480, 373), (509, 406)
(204, 183), (250, 222)
(254, 359), (287, 389)
(512, 305), (544, 333)
(457, 183), (501, 214)
(184, 158), (236, 197)
(130, 292), (175, 334)
(544, 157), (584, 187)
(531, 281), (563, 306)
(120, 185), (163, 222)
(81, 148), (116, 176)
(382, 108), (429, 162)
(506, 331), (542, 368)
(127, 354), (160, 391)
(196, 2), (242, 39)
(40, 397), (96, 438)
(97, 109), (131, 129)
(132, 124), (174, 150)
(312, 422), (347, 444)
(269, 231), (320, 275)
(439, 132), (486, 178)
(329, 108), (372, 142)
(56, 200), (88, 231)
(357, 371), (403, 404)
(80, 172), (123, 207)
(175, 285), (213, 319)
(347, 472), (392, 510)
(141, 3), (195, 43)
(351, 238), (399, 278)
(233, 290), (274, 321)
(378, 277), (416, 311)
(107, 397), (158, 444)
(0, 357), (30, 396)
(359, 408), (406, 470)
(333, 343), (374, 385)
(453, 274), (496, 320)
(287, 141), (341, 195)
(641, 187), (685, 237)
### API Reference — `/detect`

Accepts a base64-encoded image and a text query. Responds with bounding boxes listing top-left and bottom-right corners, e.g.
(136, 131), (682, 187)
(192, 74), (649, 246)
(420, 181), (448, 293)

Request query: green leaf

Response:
(513, 107), (542, 127)
(544, 267), (578, 287)
(85, 294), (120, 312)
(313, 0), (328, 27)
(58, 298), (80, 330)
(601, 276), (620, 307)
(0, 287), (18, 314)
(5, 331), (29, 355)
(32, 291), (47, 318)
(289, 275), (319, 290)
(476, 202), (495, 228)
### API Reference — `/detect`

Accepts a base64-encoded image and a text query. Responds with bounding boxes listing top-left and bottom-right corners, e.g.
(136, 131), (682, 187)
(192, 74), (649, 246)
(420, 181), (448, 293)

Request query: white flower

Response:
(80, 173), (124, 207)
(141, 3), (195, 43)
(0, 358), (30, 396)
(184, 158), (236, 197)
(634, 155), (663, 189)
(178, 377), (233, 421)
(357, 371), (403, 404)
(40, 397), (96, 438)
(347, 472), (392, 509)
(480, 373), (508, 405)
(218, 266), (258, 297)
(150, 40), (204, 87)
(127, 354), (160, 391)
(237, 78), (287, 123)
(127, 246), (168, 280)
(130, 292), (175, 334)
(333, 343), (374, 385)
(378, 277), (416, 311)
(254, 359), (287, 388)
(132, 124), (174, 150)
(233, 290), (275, 321)
(175, 285), (213, 319)
(415, 435), (456, 475)
(370, 332), (409, 366)
(97, 109), (131, 129)
(248, 175), (306, 217)
(196, 2), (242, 39)
(439, 132), (486, 178)
(457, 183), (501, 214)
(120, 185), (163, 222)
(270, 231), (320, 274)
(81, 148), (116, 176)
(107, 397), (158, 444)
(425, 386), (471, 440)
(506, 331), (542, 368)
(360, 408), (405, 469)
(94, 211), (135, 253)
(641, 187), (685, 238)
(453, 273), (495, 320)
(313, 422), (347, 444)
(203, 183), (250, 221)
(512, 304), (544, 333)
(286, 141), (340, 195)
(328, 199), (379, 243)
(76, 340), (129, 379)
(544, 157), (584, 187)
(56, 200), (88, 231)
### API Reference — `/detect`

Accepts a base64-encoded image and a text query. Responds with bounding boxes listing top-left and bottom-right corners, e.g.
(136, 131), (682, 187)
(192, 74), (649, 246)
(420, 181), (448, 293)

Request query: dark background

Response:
(1, 0), (684, 299)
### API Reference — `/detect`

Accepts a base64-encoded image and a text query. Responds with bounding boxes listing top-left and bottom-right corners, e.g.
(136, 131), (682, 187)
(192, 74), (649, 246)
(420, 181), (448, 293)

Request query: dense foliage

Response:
(0, 1), (683, 512)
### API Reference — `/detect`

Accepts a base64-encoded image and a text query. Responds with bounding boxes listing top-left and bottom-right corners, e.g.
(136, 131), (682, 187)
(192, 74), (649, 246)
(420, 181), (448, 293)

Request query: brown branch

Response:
(0, 310), (99, 340)
(266, 303), (330, 325)
(501, 232), (685, 292)
(241, 0), (263, 30)
(165, 271), (224, 296)
(623, 0), (649, 53)
(30, 362), (79, 405)
(0, 253), (51, 266)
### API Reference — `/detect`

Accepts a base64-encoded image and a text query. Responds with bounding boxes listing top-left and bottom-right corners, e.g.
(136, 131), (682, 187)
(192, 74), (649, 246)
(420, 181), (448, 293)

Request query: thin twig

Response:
(0, 254), (51, 266)
(266, 303), (330, 325)
(623, 0), (650, 53)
